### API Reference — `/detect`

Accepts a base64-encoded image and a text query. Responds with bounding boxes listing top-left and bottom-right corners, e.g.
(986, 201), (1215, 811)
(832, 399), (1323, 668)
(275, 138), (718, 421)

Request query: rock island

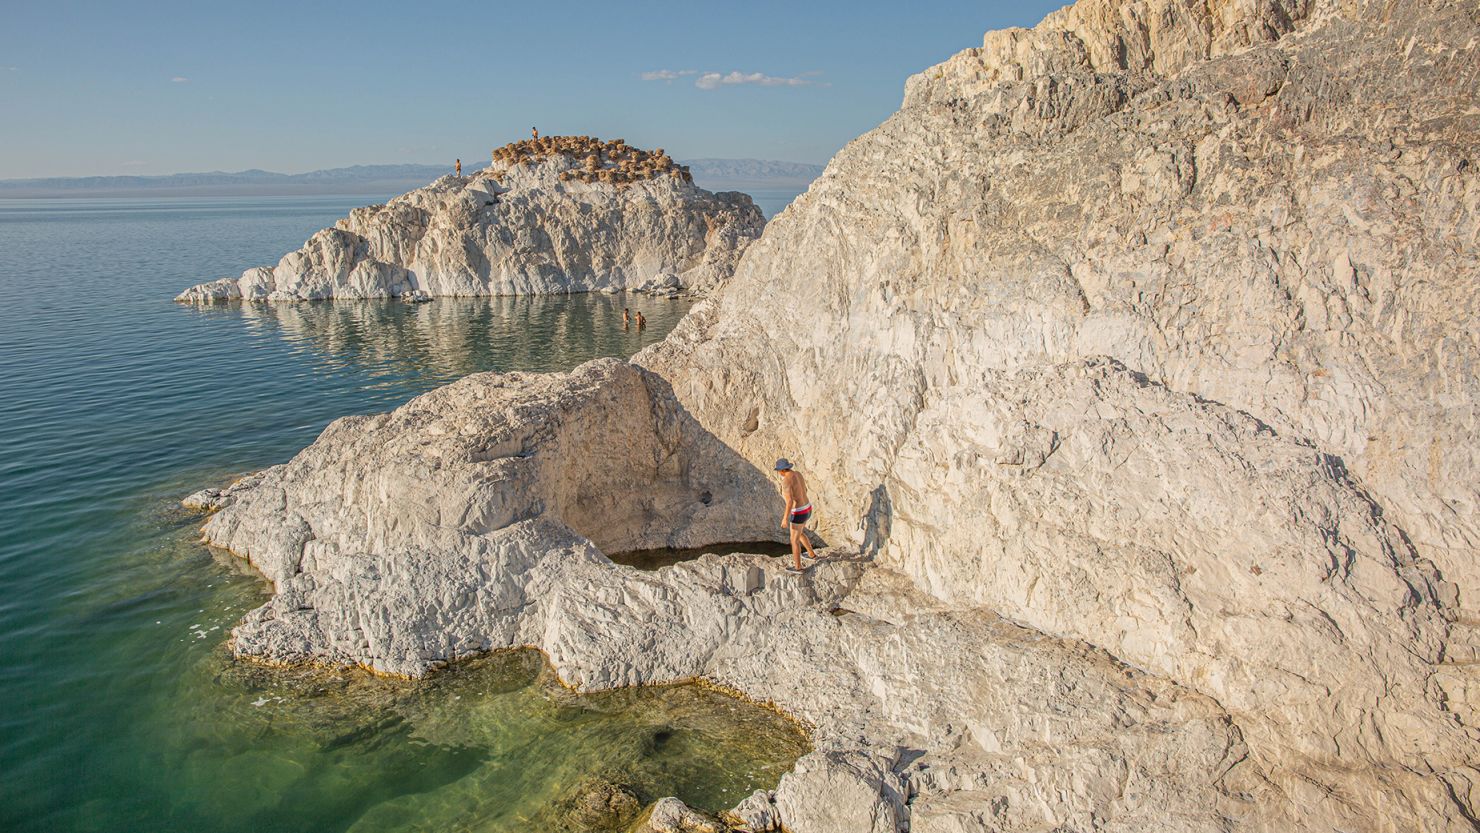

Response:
(176, 136), (764, 302)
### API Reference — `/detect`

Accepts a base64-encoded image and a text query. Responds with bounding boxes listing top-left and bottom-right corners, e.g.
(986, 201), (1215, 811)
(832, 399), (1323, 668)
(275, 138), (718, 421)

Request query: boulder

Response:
(772, 752), (906, 833)
(720, 790), (778, 832)
(644, 797), (720, 833)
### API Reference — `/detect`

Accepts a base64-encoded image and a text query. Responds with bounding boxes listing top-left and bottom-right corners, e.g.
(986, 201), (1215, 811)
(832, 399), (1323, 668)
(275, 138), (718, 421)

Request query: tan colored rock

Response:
(633, 0), (1479, 827)
(720, 790), (777, 832)
(184, 355), (1386, 830)
(772, 751), (906, 833)
(183, 0), (1480, 830)
(643, 797), (720, 833)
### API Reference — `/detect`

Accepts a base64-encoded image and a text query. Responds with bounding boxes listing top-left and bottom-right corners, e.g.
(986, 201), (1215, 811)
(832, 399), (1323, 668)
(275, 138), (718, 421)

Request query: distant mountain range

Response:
(684, 159), (825, 187)
(0, 159), (825, 198)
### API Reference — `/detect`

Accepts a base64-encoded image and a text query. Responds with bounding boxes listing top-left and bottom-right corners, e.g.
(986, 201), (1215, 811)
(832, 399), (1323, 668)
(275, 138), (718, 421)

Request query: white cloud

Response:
(642, 68), (826, 90)
(171, 76), (190, 83)
(640, 69), (698, 81)
(695, 71), (823, 90)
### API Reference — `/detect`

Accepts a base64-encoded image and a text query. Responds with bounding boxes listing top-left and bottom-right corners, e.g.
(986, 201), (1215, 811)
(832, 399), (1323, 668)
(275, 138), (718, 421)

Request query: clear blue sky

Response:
(0, 0), (1069, 178)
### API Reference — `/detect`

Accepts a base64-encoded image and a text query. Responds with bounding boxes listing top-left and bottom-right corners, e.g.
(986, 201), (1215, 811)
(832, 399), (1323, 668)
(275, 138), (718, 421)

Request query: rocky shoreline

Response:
(188, 359), (1262, 830)
(183, 0), (1478, 830)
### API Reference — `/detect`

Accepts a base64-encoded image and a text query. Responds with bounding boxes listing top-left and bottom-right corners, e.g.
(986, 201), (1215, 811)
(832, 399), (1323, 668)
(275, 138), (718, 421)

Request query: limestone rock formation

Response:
(184, 0), (1480, 830)
(632, 0), (1479, 826)
(191, 355), (1471, 830)
(195, 359), (788, 675)
(649, 0), (1480, 607)
(175, 137), (762, 302)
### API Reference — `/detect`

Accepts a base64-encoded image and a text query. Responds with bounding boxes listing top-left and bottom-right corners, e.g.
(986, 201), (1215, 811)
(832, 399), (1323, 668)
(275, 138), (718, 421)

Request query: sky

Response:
(0, 0), (1070, 179)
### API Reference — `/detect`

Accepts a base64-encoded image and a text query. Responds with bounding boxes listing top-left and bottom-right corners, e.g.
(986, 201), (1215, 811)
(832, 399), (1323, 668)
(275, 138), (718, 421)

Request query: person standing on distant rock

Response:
(455, 158), (462, 177)
(531, 126), (539, 139)
(774, 459), (819, 572)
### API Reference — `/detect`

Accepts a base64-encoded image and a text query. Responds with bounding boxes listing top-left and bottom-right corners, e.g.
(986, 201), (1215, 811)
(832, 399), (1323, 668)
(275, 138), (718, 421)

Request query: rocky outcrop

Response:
(632, 0), (1478, 827)
(185, 0), (1479, 830)
(188, 358), (1473, 831)
(195, 360), (786, 674)
(175, 137), (763, 302)
(648, 0), (1480, 605)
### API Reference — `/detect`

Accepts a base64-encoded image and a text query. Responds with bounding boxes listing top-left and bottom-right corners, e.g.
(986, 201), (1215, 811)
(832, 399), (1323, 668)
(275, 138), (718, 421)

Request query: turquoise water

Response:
(0, 195), (806, 832)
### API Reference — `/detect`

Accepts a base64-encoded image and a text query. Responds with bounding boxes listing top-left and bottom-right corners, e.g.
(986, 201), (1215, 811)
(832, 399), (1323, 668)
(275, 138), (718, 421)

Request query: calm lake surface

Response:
(0, 193), (806, 833)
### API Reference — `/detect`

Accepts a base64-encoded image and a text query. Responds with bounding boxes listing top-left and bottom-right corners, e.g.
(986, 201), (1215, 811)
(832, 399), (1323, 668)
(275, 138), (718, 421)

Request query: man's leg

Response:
(790, 524), (803, 570)
(800, 526), (819, 560)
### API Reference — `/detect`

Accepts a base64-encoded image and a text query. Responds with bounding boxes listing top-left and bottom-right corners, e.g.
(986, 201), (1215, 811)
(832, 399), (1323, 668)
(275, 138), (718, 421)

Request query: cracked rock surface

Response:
(187, 0), (1479, 830)
(633, 0), (1478, 827)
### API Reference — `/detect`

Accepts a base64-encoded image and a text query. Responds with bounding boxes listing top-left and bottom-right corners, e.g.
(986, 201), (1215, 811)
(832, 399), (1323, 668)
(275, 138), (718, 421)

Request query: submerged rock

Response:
(180, 470), (268, 512)
(555, 778), (642, 833)
(175, 137), (763, 302)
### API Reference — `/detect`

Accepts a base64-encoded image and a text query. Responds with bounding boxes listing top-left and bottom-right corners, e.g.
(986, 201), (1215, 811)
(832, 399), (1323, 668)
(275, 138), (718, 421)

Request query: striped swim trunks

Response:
(789, 503), (813, 525)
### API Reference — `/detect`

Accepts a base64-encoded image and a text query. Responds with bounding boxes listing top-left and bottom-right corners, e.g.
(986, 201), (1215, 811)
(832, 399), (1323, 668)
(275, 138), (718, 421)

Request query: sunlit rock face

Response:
(186, 0), (1480, 830)
(176, 137), (763, 302)
(636, 0), (1480, 827)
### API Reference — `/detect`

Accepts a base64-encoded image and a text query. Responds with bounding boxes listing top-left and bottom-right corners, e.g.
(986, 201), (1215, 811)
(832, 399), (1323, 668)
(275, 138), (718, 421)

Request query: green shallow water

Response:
(37, 496), (808, 833)
(0, 194), (807, 832)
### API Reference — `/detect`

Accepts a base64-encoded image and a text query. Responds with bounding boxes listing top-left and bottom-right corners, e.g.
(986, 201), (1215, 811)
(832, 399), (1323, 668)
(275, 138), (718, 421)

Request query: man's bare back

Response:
(782, 470), (808, 507)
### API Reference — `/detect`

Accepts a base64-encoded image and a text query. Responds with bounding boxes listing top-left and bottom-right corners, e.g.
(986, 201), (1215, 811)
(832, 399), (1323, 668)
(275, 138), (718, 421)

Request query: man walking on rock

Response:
(774, 458), (819, 572)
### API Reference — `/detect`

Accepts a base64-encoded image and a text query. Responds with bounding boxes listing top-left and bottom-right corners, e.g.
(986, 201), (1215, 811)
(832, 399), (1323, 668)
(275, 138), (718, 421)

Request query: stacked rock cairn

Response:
(490, 135), (693, 185)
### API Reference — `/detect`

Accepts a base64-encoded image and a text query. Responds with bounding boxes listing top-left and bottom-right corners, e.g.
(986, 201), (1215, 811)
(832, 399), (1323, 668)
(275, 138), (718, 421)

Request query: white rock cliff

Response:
(186, 0), (1479, 830)
(176, 137), (763, 302)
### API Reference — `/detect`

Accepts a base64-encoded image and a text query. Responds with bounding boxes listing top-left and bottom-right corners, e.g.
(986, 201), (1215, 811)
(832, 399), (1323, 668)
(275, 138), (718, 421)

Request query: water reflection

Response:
(185, 294), (693, 387)
(0, 195), (770, 833)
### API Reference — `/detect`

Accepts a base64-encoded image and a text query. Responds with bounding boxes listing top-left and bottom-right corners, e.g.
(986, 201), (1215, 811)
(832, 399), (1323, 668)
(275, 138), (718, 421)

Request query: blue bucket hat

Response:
(774, 458), (792, 471)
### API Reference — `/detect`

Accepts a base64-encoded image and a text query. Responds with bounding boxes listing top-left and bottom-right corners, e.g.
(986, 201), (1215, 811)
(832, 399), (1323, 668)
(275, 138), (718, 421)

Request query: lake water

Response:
(0, 193), (806, 833)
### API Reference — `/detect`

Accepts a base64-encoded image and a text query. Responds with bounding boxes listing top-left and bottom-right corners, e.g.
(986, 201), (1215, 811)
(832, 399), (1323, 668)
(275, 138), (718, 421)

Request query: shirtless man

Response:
(635, 311), (646, 330)
(774, 458), (819, 571)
